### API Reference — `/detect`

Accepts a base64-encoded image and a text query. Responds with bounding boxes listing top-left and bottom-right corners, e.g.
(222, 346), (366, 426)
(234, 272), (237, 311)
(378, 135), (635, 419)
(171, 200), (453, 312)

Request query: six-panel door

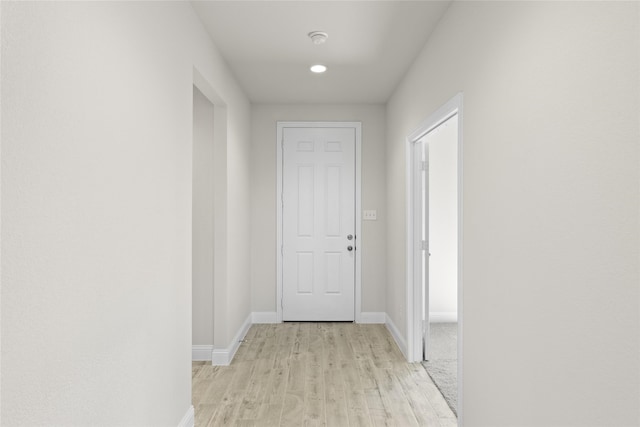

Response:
(282, 127), (356, 321)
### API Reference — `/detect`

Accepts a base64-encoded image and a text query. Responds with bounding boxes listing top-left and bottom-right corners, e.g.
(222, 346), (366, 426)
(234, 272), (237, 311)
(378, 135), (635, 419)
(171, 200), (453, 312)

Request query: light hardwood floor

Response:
(192, 323), (457, 427)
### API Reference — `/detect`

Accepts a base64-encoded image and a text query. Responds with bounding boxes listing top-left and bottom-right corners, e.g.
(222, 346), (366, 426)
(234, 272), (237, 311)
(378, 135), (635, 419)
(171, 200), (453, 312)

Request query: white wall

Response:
(192, 87), (215, 346)
(1, 2), (251, 425)
(250, 104), (386, 316)
(224, 87), (252, 347)
(386, 1), (639, 425)
(425, 115), (458, 320)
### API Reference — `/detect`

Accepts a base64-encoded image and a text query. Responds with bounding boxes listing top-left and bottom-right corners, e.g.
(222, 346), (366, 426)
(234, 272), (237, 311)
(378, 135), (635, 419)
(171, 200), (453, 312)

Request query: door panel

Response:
(282, 127), (355, 321)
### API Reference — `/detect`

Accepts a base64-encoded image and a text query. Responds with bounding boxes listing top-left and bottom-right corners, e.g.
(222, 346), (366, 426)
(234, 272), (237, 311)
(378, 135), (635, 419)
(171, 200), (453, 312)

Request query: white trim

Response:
(252, 311), (278, 324)
(177, 406), (194, 427)
(276, 123), (284, 323)
(211, 314), (252, 366)
(407, 128), (424, 363)
(192, 345), (214, 361)
(430, 312), (458, 323)
(210, 350), (230, 366)
(193, 68), (226, 107)
(406, 93), (464, 426)
(385, 314), (407, 359)
(457, 96), (465, 427)
(358, 312), (386, 324)
(276, 122), (362, 323)
(354, 124), (362, 323)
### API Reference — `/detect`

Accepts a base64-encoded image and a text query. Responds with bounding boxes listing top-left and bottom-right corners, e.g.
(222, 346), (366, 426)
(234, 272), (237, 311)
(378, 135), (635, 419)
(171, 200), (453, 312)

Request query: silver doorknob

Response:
(347, 246), (353, 251)
(347, 234), (353, 240)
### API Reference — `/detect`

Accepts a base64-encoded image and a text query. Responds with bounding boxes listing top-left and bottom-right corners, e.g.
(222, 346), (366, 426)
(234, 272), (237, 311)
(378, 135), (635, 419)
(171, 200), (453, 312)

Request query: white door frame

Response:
(276, 122), (362, 323)
(406, 93), (464, 424)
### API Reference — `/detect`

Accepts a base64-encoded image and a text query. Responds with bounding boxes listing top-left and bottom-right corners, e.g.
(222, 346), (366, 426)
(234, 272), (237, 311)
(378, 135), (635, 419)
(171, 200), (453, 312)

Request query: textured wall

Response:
(1, 2), (251, 424)
(386, 1), (639, 424)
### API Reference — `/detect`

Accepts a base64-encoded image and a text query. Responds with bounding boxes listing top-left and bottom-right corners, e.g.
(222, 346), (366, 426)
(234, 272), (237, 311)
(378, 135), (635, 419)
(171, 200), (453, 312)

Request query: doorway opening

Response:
(420, 114), (458, 417)
(192, 85), (215, 360)
(191, 69), (228, 363)
(407, 93), (463, 423)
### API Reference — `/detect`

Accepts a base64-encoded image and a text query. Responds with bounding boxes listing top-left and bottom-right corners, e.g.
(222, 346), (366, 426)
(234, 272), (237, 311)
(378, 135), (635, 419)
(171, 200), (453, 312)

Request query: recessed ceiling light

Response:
(310, 64), (327, 73)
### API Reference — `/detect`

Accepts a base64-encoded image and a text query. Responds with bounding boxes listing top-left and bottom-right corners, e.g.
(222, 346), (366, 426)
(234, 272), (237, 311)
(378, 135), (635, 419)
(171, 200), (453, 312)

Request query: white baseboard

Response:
(252, 311), (386, 324)
(177, 405), (194, 427)
(385, 314), (408, 359)
(192, 345), (214, 361)
(359, 312), (386, 324)
(252, 311), (278, 324)
(211, 313), (252, 366)
(430, 312), (457, 323)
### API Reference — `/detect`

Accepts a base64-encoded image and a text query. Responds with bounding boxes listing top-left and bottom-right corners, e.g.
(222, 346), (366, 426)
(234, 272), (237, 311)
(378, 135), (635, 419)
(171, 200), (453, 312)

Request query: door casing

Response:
(276, 121), (362, 323)
(406, 93), (464, 424)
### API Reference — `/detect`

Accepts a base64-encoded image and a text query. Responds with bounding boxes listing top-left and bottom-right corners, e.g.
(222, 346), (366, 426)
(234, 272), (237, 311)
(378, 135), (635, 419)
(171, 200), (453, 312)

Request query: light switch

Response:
(363, 210), (377, 221)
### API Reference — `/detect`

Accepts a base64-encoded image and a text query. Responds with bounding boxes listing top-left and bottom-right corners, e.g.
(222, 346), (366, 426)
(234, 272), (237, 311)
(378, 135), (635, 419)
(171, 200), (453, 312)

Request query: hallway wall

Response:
(192, 87), (215, 347)
(386, 1), (639, 425)
(250, 104), (387, 317)
(1, 2), (251, 425)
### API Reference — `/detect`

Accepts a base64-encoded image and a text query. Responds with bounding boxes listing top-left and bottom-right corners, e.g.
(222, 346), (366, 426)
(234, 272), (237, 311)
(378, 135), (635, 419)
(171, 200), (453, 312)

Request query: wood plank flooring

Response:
(192, 323), (457, 427)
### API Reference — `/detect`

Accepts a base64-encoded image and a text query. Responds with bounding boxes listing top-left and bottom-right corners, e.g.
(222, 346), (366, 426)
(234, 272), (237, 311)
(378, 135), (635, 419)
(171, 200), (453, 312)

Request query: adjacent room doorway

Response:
(407, 94), (463, 423)
(276, 122), (362, 322)
(420, 114), (458, 361)
(192, 85), (215, 356)
(191, 68), (228, 363)
(418, 114), (459, 418)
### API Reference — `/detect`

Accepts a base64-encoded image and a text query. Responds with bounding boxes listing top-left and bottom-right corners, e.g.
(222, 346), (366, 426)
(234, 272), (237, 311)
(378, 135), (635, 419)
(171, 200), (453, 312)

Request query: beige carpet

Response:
(422, 322), (457, 416)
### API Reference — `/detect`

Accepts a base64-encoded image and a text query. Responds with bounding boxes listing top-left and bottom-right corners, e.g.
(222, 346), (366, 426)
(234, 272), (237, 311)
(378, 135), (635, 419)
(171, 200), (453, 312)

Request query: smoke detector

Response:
(308, 31), (328, 45)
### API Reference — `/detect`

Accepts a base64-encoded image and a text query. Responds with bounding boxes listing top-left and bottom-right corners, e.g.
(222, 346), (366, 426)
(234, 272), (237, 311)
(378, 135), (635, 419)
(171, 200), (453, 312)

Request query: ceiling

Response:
(191, 1), (452, 104)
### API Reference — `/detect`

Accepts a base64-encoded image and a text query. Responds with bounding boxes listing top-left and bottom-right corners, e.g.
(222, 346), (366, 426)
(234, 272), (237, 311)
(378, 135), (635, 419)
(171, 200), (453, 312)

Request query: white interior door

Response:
(421, 141), (430, 360)
(282, 126), (356, 321)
